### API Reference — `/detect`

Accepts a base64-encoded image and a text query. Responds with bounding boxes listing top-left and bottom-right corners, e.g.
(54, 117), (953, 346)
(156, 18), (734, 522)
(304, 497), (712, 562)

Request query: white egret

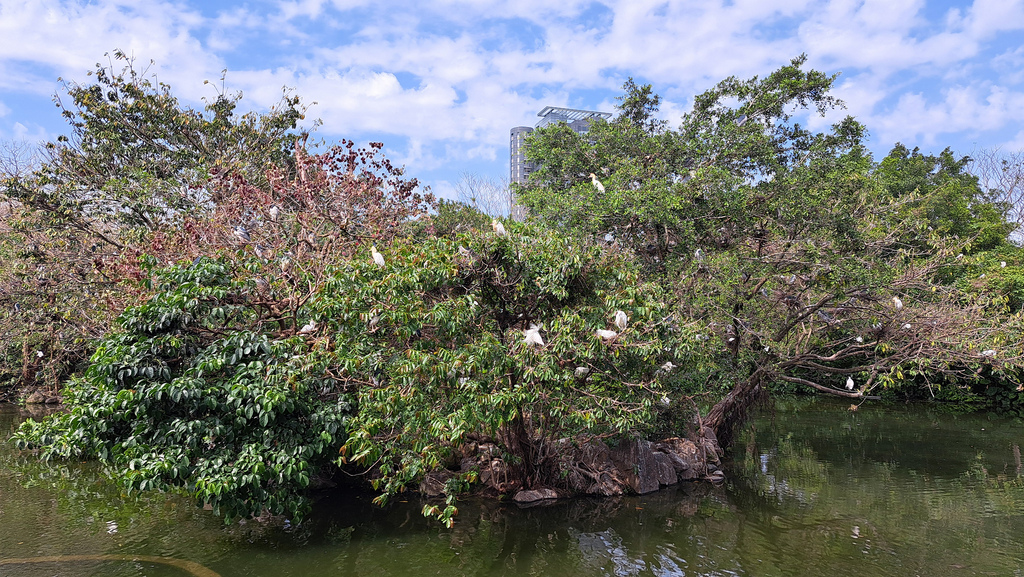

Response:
(846, 376), (854, 390)
(35, 350), (43, 358)
(575, 366), (590, 377)
(855, 336), (864, 343)
(491, 220), (507, 237)
(269, 205), (280, 221)
(589, 173), (605, 193)
(298, 320), (317, 334)
(660, 395), (671, 407)
(523, 324), (544, 346)
(371, 245), (385, 267)
(981, 349), (997, 357)
(903, 323), (912, 330)
(1001, 261), (1007, 268)
(596, 329), (618, 340)
(892, 296), (903, 310)
(614, 310), (628, 331)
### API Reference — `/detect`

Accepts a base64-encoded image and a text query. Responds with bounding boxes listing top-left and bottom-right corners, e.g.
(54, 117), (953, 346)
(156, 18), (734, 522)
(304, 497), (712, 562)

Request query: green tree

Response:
(518, 57), (1023, 444)
(0, 51), (310, 398)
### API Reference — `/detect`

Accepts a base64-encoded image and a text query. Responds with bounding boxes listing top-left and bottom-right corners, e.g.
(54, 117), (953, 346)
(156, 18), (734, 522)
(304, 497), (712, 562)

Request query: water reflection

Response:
(2, 399), (1023, 576)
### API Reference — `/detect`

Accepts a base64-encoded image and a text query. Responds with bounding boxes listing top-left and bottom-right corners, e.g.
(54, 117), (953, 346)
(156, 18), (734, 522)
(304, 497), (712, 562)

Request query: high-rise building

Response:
(510, 106), (612, 185)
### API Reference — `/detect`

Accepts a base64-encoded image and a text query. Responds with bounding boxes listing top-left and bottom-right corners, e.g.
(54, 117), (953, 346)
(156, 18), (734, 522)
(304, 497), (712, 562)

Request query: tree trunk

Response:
(703, 367), (767, 449)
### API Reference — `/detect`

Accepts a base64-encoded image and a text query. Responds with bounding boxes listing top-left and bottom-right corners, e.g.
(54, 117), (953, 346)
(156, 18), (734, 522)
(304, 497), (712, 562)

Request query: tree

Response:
(0, 51), (309, 398)
(454, 172), (525, 220)
(968, 147), (1024, 239)
(518, 56), (1023, 445)
(15, 224), (696, 525)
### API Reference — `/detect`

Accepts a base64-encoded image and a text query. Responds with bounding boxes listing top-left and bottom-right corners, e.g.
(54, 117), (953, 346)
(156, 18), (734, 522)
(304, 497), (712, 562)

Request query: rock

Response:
(419, 470), (453, 497)
(653, 452), (677, 486)
(25, 391), (46, 404)
(655, 437), (702, 480)
(44, 395), (60, 404)
(611, 439), (660, 494)
(513, 488), (559, 504)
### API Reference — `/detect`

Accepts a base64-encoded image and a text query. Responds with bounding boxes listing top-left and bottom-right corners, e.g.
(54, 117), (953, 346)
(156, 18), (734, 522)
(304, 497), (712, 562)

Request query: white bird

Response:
(1001, 261), (1007, 268)
(614, 310), (628, 331)
(660, 395), (671, 407)
(589, 173), (605, 193)
(269, 205), (280, 221)
(233, 225), (250, 243)
(902, 323), (912, 330)
(956, 253), (964, 260)
(35, 350), (43, 358)
(659, 361), (677, 373)
(596, 329), (618, 340)
(491, 220), (507, 237)
(892, 296), (903, 310)
(523, 324), (544, 347)
(575, 366), (590, 377)
(855, 336), (864, 343)
(371, 245), (385, 267)
(846, 376), (854, 390)
(298, 320), (317, 334)
(694, 248), (705, 262)
(981, 349), (997, 357)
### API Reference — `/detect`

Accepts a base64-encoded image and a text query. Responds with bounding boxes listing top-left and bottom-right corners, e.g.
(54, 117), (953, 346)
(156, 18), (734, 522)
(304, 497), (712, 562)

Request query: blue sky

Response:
(1, 0), (1023, 200)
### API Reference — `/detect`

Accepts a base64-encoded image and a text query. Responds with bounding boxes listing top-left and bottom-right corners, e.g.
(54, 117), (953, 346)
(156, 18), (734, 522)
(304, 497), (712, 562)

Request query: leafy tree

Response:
(16, 225), (696, 525)
(0, 51), (310, 397)
(518, 56), (1023, 444)
(876, 144), (1012, 252)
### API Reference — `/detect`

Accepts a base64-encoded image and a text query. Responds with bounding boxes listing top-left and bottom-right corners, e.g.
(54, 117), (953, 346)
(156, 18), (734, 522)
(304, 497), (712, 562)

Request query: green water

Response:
(2, 399), (1022, 576)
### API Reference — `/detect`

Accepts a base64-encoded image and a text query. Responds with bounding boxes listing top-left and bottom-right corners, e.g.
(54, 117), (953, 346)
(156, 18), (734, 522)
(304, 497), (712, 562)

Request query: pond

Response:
(1, 398), (1022, 576)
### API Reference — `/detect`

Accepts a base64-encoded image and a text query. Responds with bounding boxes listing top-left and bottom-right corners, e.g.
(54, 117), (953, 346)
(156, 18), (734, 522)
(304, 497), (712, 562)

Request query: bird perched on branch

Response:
(491, 219), (507, 237)
(298, 320), (317, 335)
(614, 310), (628, 331)
(523, 324), (544, 347)
(589, 173), (605, 193)
(596, 329), (618, 340)
(371, 245), (386, 267)
(269, 205), (280, 221)
(846, 376), (854, 390)
(892, 296), (903, 310)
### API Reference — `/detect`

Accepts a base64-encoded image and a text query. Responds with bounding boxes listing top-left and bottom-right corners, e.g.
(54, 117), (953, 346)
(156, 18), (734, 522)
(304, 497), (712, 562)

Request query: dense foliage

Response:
(517, 55), (1024, 440)
(9, 54), (1024, 526)
(15, 226), (696, 524)
(0, 51), (309, 396)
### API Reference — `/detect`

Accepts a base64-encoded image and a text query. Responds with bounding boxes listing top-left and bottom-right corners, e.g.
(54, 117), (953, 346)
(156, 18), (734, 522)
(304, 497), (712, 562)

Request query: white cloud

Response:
(2, 0), (1024, 188)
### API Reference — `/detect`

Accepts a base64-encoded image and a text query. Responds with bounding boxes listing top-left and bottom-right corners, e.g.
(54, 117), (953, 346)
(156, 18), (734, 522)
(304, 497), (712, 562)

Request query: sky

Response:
(1, 0), (1023, 201)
